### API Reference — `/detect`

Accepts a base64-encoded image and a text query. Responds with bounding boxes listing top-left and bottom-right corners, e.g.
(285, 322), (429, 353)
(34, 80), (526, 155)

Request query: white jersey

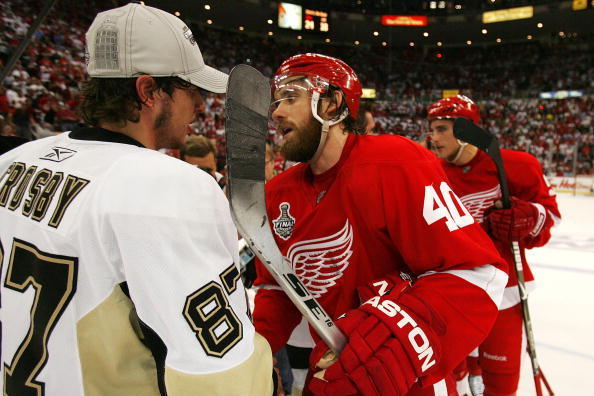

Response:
(0, 128), (273, 396)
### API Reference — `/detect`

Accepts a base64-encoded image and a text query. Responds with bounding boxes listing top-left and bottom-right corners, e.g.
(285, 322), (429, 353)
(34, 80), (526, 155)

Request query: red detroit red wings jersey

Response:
(441, 148), (561, 309)
(253, 134), (508, 383)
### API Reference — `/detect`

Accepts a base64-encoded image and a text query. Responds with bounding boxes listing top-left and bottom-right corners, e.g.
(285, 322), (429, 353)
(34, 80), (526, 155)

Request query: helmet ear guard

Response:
(309, 75), (330, 95)
(310, 83), (349, 129)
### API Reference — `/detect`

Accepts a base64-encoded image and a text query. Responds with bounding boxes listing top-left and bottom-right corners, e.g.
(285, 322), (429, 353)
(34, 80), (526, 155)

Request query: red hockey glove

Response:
(486, 197), (544, 242)
(355, 271), (415, 304)
(308, 275), (441, 396)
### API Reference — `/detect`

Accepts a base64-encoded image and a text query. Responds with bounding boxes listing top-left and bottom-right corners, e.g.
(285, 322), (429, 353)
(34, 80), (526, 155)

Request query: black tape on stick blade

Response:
(225, 64), (270, 183)
(225, 97), (267, 182)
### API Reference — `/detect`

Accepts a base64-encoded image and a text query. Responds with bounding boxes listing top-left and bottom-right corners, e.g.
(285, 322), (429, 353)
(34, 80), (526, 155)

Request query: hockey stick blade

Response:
(453, 117), (495, 153)
(225, 64), (346, 354)
(453, 118), (511, 209)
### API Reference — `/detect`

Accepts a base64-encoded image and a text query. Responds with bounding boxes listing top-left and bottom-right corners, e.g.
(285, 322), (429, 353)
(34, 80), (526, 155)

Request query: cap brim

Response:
(179, 65), (229, 94)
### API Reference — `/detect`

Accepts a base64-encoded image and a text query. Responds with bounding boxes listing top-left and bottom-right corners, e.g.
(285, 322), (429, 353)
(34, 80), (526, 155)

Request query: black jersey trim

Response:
(120, 282), (168, 396)
(0, 136), (29, 155)
(272, 366), (280, 396)
(286, 345), (312, 369)
(69, 127), (145, 148)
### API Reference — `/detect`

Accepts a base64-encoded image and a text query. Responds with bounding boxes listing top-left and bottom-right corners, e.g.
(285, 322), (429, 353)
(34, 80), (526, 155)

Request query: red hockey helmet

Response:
(273, 53), (363, 118)
(427, 95), (480, 125)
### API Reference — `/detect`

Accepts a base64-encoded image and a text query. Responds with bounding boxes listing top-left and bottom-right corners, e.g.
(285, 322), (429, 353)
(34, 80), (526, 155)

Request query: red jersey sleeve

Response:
(380, 156), (509, 380)
(252, 257), (302, 353)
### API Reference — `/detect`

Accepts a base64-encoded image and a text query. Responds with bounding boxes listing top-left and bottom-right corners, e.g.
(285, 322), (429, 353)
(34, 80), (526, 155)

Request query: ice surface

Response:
(518, 193), (594, 395)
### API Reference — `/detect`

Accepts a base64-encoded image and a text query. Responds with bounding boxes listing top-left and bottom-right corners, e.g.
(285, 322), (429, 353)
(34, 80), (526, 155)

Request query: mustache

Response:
(276, 121), (296, 135)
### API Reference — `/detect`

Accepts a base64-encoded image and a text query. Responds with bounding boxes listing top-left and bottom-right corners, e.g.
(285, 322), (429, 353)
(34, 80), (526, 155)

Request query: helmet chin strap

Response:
(309, 90), (349, 163)
(448, 139), (468, 164)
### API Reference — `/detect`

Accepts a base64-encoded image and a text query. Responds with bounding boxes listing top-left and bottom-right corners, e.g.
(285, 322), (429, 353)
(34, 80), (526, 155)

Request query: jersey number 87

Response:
(183, 263), (244, 358)
(1, 238), (77, 396)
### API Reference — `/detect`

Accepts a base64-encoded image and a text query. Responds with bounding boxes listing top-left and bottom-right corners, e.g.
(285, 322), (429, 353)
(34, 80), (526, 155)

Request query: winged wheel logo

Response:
(286, 220), (354, 298)
(459, 184), (501, 223)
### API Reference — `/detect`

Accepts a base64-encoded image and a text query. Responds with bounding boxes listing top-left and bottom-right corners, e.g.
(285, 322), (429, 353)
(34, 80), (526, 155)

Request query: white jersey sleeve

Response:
(100, 152), (266, 374)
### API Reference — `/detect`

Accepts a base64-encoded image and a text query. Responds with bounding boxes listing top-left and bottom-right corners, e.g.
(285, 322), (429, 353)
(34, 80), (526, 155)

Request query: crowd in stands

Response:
(373, 96), (593, 175)
(1, 0), (592, 176)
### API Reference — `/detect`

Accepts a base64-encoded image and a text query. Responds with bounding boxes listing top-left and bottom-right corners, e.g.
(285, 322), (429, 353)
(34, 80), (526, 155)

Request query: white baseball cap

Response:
(85, 3), (228, 93)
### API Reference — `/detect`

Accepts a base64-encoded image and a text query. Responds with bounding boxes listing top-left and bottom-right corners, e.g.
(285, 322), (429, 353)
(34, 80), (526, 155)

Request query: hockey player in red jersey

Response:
(427, 95), (561, 396)
(252, 53), (509, 396)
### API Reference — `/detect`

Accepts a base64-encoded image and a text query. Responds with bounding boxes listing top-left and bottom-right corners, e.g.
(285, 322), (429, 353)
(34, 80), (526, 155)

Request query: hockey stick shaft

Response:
(453, 118), (553, 395)
(225, 65), (346, 354)
(236, 222), (346, 354)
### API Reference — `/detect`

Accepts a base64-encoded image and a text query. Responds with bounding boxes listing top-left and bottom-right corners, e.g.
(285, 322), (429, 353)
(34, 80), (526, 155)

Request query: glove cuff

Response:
(529, 202), (547, 237)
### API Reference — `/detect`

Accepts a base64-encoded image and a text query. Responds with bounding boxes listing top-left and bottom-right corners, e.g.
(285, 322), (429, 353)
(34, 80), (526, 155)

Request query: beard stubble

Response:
(280, 115), (322, 162)
(153, 99), (183, 150)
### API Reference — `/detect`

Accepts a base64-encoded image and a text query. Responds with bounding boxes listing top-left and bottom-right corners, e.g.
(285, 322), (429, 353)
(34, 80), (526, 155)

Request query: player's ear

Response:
(136, 75), (158, 107)
(333, 90), (344, 112)
(320, 90), (343, 120)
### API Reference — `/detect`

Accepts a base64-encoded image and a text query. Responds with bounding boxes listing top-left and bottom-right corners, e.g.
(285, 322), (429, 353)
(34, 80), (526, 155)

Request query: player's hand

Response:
(486, 197), (541, 242)
(355, 272), (414, 304)
(309, 272), (412, 379)
(308, 289), (441, 395)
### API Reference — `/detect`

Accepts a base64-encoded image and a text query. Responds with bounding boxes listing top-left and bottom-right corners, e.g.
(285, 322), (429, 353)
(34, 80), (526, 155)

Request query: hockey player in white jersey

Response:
(0, 4), (276, 396)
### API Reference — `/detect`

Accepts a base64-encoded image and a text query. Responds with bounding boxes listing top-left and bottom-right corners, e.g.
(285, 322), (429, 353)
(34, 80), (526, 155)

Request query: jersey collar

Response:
(69, 127), (145, 148)
(307, 133), (356, 184)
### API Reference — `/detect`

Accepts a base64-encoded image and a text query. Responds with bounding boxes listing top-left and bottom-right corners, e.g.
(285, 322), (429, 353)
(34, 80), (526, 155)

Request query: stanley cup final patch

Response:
(273, 202), (295, 240)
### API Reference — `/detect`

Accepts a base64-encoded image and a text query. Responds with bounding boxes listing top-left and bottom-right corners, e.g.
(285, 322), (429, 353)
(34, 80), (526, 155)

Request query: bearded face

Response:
(154, 98), (176, 148)
(278, 113), (321, 162)
(154, 86), (202, 150)
(272, 81), (323, 162)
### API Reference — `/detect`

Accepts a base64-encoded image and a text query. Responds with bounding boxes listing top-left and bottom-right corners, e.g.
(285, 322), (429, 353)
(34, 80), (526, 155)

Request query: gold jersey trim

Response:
(77, 285), (161, 396)
(164, 332), (273, 396)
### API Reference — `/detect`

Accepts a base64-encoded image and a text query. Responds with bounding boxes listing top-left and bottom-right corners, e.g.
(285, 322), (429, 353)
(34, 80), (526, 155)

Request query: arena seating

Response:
(0, 0), (591, 175)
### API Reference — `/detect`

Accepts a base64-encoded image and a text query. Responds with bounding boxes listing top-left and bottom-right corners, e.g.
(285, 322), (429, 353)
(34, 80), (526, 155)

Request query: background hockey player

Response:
(427, 95), (561, 396)
(0, 4), (276, 395)
(252, 53), (509, 396)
